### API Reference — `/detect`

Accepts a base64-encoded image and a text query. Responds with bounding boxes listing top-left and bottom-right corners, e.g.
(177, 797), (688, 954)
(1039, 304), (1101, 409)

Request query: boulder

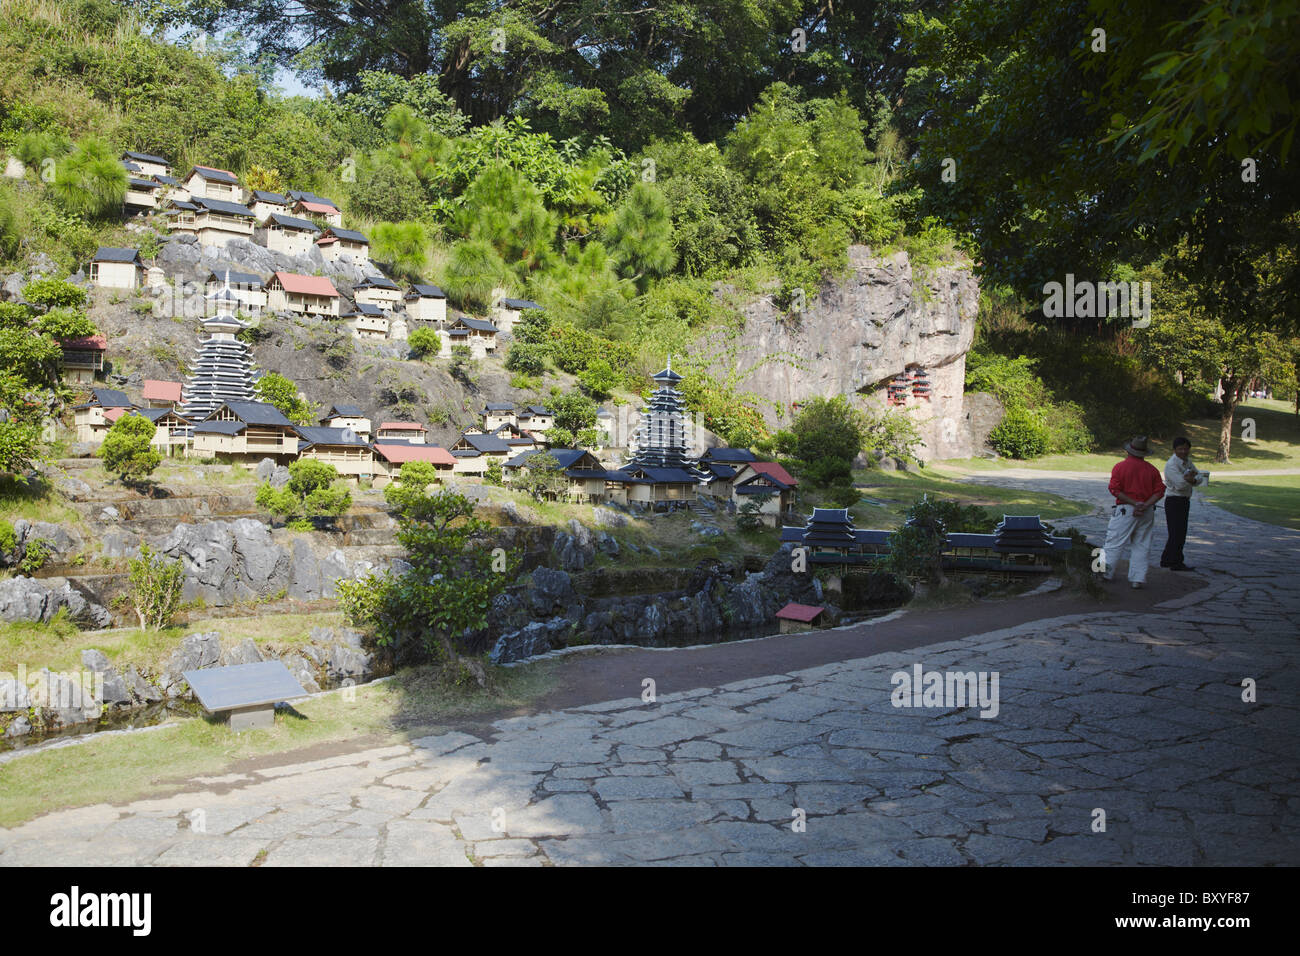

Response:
(5, 715), (31, 738)
(527, 566), (579, 615)
(255, 458), (276, 482)
(326, 643), (371, 682)
(220, 637), (263, 666)
(29, 667), (101, 726)
(80, 649), (111, 673)
(490, 617), (571, 665)
(595, 531), (620, 556)
(13, 520), (83, 560)
(592, 506), (628, 528)
(288, 538), (323, 600)
(123, 665), (163, 703)
(162, 631), (222, 695)
(54, 476), (92, 500)
(270, 465), (290, 488)
(278, 652), (321, 694)
(0, 576), (111, 627)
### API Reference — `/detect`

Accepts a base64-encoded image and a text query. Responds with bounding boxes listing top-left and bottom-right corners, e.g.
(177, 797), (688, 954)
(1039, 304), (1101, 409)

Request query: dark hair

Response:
(1172, 436), (1191, 449)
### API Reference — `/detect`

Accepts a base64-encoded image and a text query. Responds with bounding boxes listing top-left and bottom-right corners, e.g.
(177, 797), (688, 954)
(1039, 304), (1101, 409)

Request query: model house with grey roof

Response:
(122, 151), (171, 178)
(73, 387), (135, 443)
(492, 296), (542, 336)
(205, 270), (266, 316)
(352, 274), (403, 310)
(259, 212), (321, 256)
(184, 164), (244, 203)
(123, 177), (160, 213)
(295, 425), (374, 480)
(446, 314), (498, 354)
(166, 197), (256, 246)
(343, 301), (390, 339)
(316, 227), (370, 264)
(405, 283), (447, 326)
(89, 247), (144, 289)
(287, 191), (342, 227)
(248, 190), (288, 223)
(318, 404), (371, 440)
(189, 400), (298, 464)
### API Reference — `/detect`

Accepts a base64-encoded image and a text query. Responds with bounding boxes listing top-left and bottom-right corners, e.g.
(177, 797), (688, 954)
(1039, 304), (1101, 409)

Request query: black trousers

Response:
(1161, 495), (1190, 567)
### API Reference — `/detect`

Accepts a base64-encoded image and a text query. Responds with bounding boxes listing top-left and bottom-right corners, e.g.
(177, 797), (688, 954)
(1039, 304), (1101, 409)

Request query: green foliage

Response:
(776, 395), (865, 487)
(605, 182), (675, 291)
(35, 307), (96, 340)
(545, 426), (575, 447)
(127, 543), (184, 630)
(383, 460), (442, 515)
(17, 536), (54, 575)
(677, 369), (769, 449)
(50, 135), (126, 220)
(407, 326), (440, 358)
(504, 342), (547, 376)
(575, 427), (602, 450)
(100, 413), (162, 483)
(577, 358), (618, 400)
(255, 372), (314, 424)
(256, 459), (351, 526)
(483, 459), (504, 487)
(0, 519), (15, 555)
(989, 407), (1049, 460)
(441, 239), (509, 313)
(884, 495), (951, 585)
(0, 420), (43, 476)
(21, 278), (87, 309)
(336, 488), (516, 664)
(370, 221), (428, 280)
(547, 391), (598, 434)
(513, 451), (567, 502)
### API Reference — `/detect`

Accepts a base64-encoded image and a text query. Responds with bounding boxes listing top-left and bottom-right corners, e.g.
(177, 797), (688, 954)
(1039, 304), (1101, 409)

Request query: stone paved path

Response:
(3, 476), (1297, 866)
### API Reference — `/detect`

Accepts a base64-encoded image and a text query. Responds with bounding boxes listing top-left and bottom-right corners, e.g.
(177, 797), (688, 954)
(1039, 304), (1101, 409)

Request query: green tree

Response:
(604, 182), (675, 291)
(513, 451), (567, 501)
(442, 239), (510, 313)
(504, 342), (547, 375)
(336, 488), (517, 681)
(407, 326), (441, 358)
(127, 543), (185, 630)
(545, 426), (575, 447)
(21, 278), (87, 309)
(484, 459), (504, 486)
(370, 221), (428, 280)
(548, 391), (598, 435)
(775, 395), (865, 487)
(577, 358), (619, 400)
(383, 459), (441, 515)
(255, 372), (314, 424)
(51, 136), (127, 220)
(100, 413), (162, 485)
(256, 459), (352, 528)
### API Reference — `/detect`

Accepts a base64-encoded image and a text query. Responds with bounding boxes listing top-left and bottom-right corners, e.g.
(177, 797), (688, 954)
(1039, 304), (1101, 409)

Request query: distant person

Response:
(1160, 436), (1198, 571)
(1101, 436), (1165, 589)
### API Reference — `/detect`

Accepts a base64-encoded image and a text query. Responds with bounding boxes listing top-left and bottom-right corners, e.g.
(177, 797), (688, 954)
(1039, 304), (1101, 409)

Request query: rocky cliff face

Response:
(704, 247), (996, 460)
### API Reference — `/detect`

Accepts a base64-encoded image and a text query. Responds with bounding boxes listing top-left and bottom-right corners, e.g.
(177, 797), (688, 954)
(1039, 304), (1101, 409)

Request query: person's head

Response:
(1123, 435), (1151, 459)
(1172, 436), (1191, 460)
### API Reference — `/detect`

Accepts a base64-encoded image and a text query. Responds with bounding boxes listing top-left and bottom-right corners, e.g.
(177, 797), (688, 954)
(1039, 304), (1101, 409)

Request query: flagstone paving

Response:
(3, 477), (1297, 866)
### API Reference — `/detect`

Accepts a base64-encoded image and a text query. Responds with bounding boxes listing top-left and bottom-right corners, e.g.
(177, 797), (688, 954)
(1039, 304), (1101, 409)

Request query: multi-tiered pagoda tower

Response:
(628, 356), (705, 478)
(179, 271), (259, 421)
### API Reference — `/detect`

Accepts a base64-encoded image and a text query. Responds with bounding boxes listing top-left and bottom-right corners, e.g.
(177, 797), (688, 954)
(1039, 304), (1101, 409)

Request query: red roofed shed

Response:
(775, 602), (826, 633)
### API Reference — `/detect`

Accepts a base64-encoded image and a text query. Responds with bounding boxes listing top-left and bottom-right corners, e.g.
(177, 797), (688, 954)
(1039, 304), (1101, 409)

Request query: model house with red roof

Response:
(370, 442), (456, 487)
(142, 379), (183, 409)
(375, 422), (427, 444)
(266, 271), (341, 317)
(287, 191), (343, 227)
(730, 460), (799, 525)
(58, 333), (107, 385)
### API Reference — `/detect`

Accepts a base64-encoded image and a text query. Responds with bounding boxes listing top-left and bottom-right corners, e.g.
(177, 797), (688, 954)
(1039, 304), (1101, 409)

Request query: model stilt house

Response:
(180, 272), (259, 423)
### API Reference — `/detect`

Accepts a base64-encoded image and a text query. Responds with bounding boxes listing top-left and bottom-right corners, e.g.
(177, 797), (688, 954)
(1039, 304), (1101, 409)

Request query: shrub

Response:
(255, 372), (314, 423)
(989, 406), (1050, 459)
(0, 518), (16, 555)
(885, 495), (950, 584)
(407, 326), (441, 358)
(21, 277), (87, 309)
(127, 543), (184, 630)
(255, 459), (351, 526)
(17, 537), (54, 575)
(100, 413), (162, 484)
(504, 342), (547, 375)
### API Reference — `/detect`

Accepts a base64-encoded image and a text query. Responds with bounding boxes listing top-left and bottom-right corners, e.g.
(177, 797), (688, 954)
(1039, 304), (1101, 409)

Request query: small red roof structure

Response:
(142, 379), (182, 402)
(297, 200), (338, 215)
(59, 334), (108, 351)
(378, 421), (427, 432)
(775, 602), (824, 623)
(272, 271), (339, 297)
(103, 407), (129, 423)
(373, 444), (456, 465)
(748, 461), (798, 486)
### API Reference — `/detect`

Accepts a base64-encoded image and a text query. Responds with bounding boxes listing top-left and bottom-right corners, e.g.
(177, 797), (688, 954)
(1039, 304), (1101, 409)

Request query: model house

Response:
(168, 197), (256, 246)
(189, 400), (299, 464)
(404, 284), (447, 325)
(138, 407), (192, 456)
(287, 191), (342, 227)
(89, 247), (145, 290)
(58, 333), (106, 385)
(123, 177), (159, 213)
(266, 272), (341, 317)
(320, 404), (371, 441)
(317, 227), (370, 264)
(294, 426), (374, 480)
(729, 461), (799, 525)
(352, 275), (403, 310)
(73, 388), (135, 443)
(483, 403), (515, 432)
(516, 405), (554, 434)
(503, 448), (606, 501)
(260, 212), (321, 256)
(184, 165), (243, 202)
(449, 431), (512, 476)
(248, 190), (289, 223)
(698, 447), (758, 498)
(445, 315), (498, 352)
(205, 270), (266, 317)
(142, 380), (183, 409)
(344, 301), (389, 339)
(370, 443), (457, 488)
(151, 174), (188, 203)
(493, 297), (543, 336)
(375, 422), (427, 444)
(122, 151), (170, 178)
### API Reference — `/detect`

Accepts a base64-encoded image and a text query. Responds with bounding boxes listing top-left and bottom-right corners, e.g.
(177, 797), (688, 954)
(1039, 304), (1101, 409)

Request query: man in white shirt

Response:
(1160, 436), (1198, 571)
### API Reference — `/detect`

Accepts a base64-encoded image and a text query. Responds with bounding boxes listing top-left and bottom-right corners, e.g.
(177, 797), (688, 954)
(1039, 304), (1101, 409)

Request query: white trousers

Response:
(1102, 504), (1156, 583)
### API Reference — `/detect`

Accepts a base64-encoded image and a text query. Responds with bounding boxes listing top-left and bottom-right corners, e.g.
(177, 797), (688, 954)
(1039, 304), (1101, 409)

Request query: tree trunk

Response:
(1217, 378), (1239, 463)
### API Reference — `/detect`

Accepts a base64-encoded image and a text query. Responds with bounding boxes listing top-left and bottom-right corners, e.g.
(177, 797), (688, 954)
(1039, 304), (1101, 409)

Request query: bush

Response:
(408, 326), (441, 358)
(22, 277), (87, 309)
(989, 406), (1050, 459)
(100, 413), (162, 484)
(256, 459), (351, 526)
(0, 518), (16, 555)
(504, 342), (547, 375)
(127, 543), (184, 630)
(884, 495), (950, 584)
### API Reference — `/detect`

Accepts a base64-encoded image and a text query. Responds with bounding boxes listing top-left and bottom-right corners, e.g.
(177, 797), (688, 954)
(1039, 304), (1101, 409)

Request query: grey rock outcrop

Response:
(490, 617), (572, 665)
(161, 631), (222, 695)
(0, 576), (111, 627)
(705, 246), (989, 460)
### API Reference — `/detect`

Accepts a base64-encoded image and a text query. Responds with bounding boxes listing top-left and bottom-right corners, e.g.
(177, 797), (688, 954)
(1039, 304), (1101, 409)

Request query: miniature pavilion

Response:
(180, 271), (259, 422)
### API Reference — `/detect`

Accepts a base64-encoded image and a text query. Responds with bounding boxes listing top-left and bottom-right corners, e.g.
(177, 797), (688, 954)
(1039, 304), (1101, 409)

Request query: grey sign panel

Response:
(183, 661), (308, 713)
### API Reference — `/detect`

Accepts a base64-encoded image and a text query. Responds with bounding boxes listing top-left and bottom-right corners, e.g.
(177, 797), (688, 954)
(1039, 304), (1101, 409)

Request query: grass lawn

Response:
(0, 610), (350, 675)
(0, 658), (560, 829)
(945, 397), (1300, 473)
(1202, 474), (1300, 531)
(845, 468), (1091, 527)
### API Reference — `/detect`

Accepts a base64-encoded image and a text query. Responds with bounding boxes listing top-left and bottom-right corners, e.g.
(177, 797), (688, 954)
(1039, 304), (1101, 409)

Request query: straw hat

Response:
(1123, 435), (1152, 457)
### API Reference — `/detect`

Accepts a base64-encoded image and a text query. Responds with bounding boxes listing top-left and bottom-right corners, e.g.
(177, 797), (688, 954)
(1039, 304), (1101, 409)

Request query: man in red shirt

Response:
(1100, 436), (1165, 588)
